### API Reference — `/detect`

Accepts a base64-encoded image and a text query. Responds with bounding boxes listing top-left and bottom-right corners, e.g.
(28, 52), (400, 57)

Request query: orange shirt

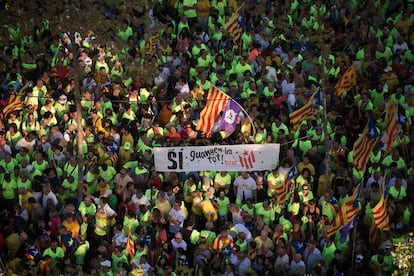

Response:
(62, 219), (80, 238)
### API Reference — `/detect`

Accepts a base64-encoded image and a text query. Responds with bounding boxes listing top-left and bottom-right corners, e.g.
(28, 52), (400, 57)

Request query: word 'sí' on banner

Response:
(154, 144), (280, 172)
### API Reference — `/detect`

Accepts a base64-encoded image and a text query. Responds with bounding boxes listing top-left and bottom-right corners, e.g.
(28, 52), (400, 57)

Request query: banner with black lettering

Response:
(154, 144), (280, 172)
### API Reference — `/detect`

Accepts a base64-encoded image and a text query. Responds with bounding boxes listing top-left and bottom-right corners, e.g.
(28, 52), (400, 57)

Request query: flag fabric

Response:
(0, 82), (29, 120)
(146, 33), (159, 54)
(339, 216), (357, 243)
(224, 8), (242, 41)
(334, 64), (357, 97)
(276, 166), (296, 206)
(352, 117), (380, 172)
(289, 91), (321, 132)
(372, 178), (390, 231)
(125, 231), (135, 257)
(381, 99), (399, 155)
(197, 87), (230, 137)
(372, 195), (391, 231)
(217, 99), (242, 137)
(369, 221), (381, 246)
(326, 184), (362, 237)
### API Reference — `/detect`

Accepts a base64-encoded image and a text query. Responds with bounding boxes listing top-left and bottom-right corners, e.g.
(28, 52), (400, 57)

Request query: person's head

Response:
(173, 199), (181, 210)
(306, 239), (316, 251)
(174, 232), (183, 241)
(293, 253), (302, 262)
(277, 245), (286, 256)
(241, 171), (249, 179)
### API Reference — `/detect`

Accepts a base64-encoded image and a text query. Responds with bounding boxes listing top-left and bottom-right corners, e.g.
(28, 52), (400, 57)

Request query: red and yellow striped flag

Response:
(125, 231), (135, 257)
(275, 166), (296, 206)
(372, 195), (390, 231)
(289, 91), (320, 132)
(0, 82), (29, 120)
(334, 64), (357, 97)
(225, 8), (242, 41)
(353, 117), (380, 172)
(146, 33), (160, 54)
(381, 99), (399, 155)
(326, 184), (361, 237)
(196, 87), (230, 137)
(372, 178), (390, 231)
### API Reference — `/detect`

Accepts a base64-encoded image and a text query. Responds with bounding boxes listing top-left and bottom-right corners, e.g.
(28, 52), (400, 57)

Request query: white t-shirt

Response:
(171, 238), (187, 251)
(41, 191), (58, 209)
(233, 175), (257, 201)
(131, 194), (150, 207)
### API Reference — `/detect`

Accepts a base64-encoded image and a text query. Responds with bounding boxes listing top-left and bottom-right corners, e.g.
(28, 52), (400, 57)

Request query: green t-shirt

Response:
(217, 196), (230, 216)
(183, 0), (197, 18)
(263, 86), (276, 98)
(234, 63), (252, 78)
(43, 247), (64, 266)
(17, 178), (31, 190)
(321, 201), (337, 223)
(271, 122), (289, 140)
(370, 254), (393, 272)
(99, 166), (117, 186)
(78, 201), (97, 217)
(235, 239), (247, 252)
(0, 159), (17, 173)
(381, 155), (406, 170)
(256, 204), (275, 225)
(241, 204), (255, 217)
(111, 253), (129, 273)
(74, 241), (89, 265)
(214, 173), (231, 188)
(322, 243), (337, 264)
(375, 47), (393, 62)
(2, 179), (17, 199)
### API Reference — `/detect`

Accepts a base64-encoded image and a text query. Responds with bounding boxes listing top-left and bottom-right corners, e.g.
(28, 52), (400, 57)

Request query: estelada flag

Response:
(197, 86), (230, 137)
(289, 91), (321, 132)
(225, 8), (242, 41)
(381, 99), (399, 155)
(275, 166), (296, 206)
(326, 184), (362, 237)
(372, 178), (390, 231)
(352, 117), (380, 172)
(334, 64), (357, 97)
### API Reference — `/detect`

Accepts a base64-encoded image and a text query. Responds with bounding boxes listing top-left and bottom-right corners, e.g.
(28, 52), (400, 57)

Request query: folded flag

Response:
(353, 117), (380, 172)
(334, 64), (357, 97)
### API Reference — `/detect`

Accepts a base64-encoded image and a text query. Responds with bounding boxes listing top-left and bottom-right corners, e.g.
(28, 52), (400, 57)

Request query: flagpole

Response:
(322, 88), (331, 192)
(320, 47), (332, 195)
(351, 214), (358, 273)
(214, 86), (257, 137)
(351, 177), (363, 273)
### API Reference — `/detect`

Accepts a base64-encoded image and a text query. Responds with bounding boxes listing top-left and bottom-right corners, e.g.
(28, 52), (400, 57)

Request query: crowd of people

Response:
(0, 0), (414, 275)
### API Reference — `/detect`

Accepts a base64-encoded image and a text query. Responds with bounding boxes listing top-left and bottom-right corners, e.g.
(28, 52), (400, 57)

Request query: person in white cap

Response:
(99, 259), (112, 274)
(380, 66), (399, 92)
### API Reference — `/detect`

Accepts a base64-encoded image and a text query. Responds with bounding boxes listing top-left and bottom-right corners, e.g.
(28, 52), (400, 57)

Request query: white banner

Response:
(154, 144), (280, 172)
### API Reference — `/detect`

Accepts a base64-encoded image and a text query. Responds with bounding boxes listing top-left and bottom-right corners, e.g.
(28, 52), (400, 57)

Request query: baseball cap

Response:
(356, 255), (364, 263)
(58, 94), (67, 104)
(103, 189), (113, 197)
(100, 260), (111, 267)
(123, 142), (131, 151)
